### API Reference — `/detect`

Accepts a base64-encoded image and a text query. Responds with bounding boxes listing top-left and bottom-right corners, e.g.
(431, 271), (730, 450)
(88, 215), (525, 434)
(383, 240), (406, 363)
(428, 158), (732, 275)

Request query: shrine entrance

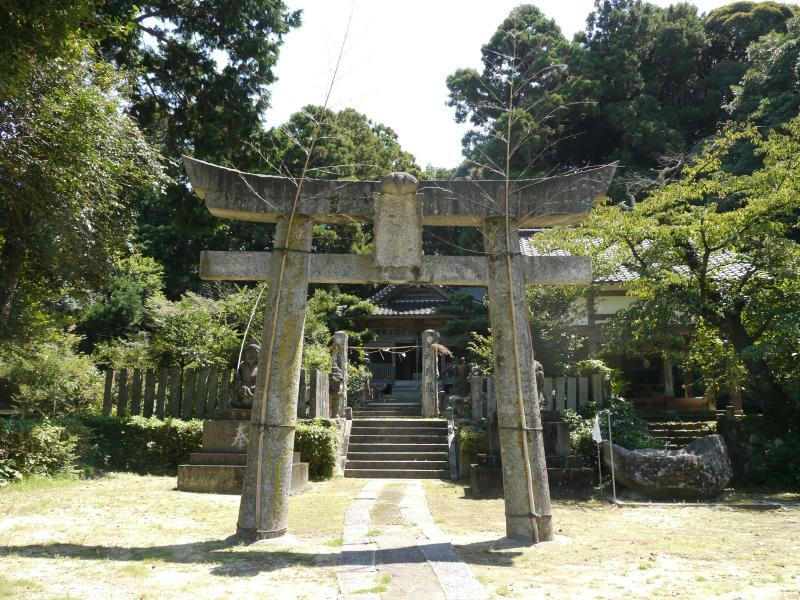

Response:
(184, 156), (615, 544)
(394, 346), (418, 381)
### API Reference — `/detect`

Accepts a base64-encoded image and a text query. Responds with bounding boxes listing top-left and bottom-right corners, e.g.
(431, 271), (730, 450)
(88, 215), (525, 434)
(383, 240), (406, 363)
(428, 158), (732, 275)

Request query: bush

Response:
(0, 419), (77, 485)
(563, 395), (655, 475)
(0, 332), (103, 417)
(65, 415), (203, 475)
(458, 423), (488, 467)
(0, 414), (342, 485)
(295, 418), (340, 480)
(717, 415), (800, 489)
(748, 437), (800, 488)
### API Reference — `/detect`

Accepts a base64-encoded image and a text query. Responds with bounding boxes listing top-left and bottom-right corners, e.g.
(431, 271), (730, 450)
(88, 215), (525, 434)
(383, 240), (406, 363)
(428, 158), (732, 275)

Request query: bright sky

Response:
(266, 1), (795, 168)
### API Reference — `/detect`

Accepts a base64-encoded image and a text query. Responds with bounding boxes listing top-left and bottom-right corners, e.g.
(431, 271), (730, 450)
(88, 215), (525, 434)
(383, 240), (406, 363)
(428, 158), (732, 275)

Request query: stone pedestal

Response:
(467, 411), (592, 500)
(177, 408), (309, 495)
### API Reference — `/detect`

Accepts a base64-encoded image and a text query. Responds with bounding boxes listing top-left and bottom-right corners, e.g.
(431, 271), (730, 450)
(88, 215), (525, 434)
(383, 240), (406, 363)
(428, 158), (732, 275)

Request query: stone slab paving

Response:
(338, 480), (384, 599)
(400, 481), (487, 600)
(338, 480), (486, 600)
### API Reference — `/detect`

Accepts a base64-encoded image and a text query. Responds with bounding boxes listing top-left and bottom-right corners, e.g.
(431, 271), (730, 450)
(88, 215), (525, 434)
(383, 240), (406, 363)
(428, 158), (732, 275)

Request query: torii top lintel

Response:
(183, 156), (617, 228)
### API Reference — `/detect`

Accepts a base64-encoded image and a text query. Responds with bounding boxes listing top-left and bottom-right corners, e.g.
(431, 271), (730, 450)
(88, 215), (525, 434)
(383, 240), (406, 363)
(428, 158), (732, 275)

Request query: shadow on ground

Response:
(0, 537), (526, 576)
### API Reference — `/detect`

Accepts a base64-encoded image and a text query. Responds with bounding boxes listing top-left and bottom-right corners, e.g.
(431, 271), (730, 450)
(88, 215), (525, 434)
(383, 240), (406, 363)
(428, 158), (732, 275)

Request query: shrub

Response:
(748, 437), (800, 488)
(458, 423), (488, 467)
(0, 414), (342, 485)
(0, 332), (103, 417)
(295, 418), (340, 480)
(563, 395), (655, 474)
(66, 415), (203, 475)
(0, 419), (77, 485)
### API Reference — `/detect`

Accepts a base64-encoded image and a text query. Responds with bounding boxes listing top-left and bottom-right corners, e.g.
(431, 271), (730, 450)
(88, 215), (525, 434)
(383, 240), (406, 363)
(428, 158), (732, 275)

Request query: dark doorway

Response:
(395, 347), (418, 381)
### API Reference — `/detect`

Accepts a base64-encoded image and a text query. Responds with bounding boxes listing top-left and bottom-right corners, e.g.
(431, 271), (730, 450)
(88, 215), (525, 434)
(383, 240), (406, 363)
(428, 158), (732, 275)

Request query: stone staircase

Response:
(646, 419), (717, 449)
(345, 400), (450, 479)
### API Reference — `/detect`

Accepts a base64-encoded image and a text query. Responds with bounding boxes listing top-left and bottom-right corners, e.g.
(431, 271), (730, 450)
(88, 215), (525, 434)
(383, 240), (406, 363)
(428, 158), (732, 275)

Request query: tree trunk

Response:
(0, 235), (26, 332)
(723, 317), (788, 425)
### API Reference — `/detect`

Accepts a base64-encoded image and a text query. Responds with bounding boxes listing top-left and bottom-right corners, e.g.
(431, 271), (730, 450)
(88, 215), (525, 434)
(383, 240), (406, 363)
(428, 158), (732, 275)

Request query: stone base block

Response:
(177, 461), (309, 495)
(467, 462), (593, 500)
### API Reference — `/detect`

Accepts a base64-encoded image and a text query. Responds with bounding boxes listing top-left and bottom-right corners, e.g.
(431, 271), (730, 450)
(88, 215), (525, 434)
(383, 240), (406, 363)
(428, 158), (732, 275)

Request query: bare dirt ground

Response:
(1, 474), (799, 599)
(423, 480), (800, 599)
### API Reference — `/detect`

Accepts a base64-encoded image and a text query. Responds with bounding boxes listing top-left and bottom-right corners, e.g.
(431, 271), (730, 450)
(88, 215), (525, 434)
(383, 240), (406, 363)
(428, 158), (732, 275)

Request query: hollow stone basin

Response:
(602, 434), (733, 500)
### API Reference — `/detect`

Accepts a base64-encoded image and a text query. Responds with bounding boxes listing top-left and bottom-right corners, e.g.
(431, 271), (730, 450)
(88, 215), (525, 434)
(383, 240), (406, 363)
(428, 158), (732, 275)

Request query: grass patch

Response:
(423, 479), (800, 598)
(354, 574), (392, 594)
(0, 473), (353, 598)
(0, 575), (44, 598)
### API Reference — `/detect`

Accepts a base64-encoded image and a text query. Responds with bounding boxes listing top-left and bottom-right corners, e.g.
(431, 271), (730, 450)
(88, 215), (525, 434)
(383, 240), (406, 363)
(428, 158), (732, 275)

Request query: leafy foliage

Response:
(93, 0), (301, 296)
(0, 331), (103, 418)
(0, 51), (165, 333)
(0, 1), (96, 91)
(458, 423), (489, 470)
(67, 415), (203, 475)
(542, 117), (800, 426)
(0, 419), (78, 484)
(436, 292), (488, 340)
(77, 254), (166, 353)
(563, 394), (655, 474)
(446, 4), (575, 177)
(294, 419), (340, 480)
(728, 16), (800, 127)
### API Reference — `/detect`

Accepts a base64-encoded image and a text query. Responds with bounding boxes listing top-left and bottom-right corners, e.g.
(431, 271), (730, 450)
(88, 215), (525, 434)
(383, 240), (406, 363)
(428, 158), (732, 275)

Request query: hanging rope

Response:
(251, 4), (355, 531)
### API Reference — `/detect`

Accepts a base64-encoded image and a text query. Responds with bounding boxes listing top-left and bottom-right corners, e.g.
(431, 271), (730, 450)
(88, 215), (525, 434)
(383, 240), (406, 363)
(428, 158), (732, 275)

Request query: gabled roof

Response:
(367, 285), (454, 316)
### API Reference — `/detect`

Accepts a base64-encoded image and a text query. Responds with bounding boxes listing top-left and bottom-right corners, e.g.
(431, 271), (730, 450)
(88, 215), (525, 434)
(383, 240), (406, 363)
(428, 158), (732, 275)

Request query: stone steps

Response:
(351, 411), (421, 418)
(348, 442), (449, 453)
(347, 451), (448, 461)
(351, 426), (446, 435)
(647, 420), (716, 448)
(349, 434), (446, 444)
(345, 399), (450, 479)
(344, 468), (449, 479)
(346, 460), (449, 470)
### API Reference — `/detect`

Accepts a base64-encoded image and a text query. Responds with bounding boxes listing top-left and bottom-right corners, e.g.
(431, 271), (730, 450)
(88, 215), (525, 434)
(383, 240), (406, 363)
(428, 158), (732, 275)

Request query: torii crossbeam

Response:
(183, 156), (616, 543)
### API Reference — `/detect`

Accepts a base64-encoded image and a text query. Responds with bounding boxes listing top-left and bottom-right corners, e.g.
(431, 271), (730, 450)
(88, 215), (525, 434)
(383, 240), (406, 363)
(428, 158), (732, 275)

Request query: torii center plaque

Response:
(183, 156), (616, 543)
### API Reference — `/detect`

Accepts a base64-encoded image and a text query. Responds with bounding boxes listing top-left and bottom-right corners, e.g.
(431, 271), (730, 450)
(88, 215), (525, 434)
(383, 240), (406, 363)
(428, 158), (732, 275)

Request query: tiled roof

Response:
(373, 300), (445, 316)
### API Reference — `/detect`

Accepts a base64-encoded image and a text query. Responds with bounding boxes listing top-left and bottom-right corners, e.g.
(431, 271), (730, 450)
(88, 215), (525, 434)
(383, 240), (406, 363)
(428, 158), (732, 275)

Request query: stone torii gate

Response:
(183, 156), (616, 543)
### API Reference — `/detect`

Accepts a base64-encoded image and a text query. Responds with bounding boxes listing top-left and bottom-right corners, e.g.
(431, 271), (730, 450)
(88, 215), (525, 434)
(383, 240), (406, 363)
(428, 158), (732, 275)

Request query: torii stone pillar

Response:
(237, 215), (312, 539)
(182, 155), (616, 543)
(421, 329), (440, 418)
(485, 218), (551, 540)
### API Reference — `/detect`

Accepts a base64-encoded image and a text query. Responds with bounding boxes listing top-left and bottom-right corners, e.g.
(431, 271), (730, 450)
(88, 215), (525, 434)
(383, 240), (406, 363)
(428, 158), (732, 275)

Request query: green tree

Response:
(76, 255), (166, 353)
(303, 288), (376, 370)
(0, 52), (164, 334)
(543, 117), (800, 426)
(526, 285), (588, 373)
(94, 0), (301, 296)
(436, 291), (489, 341)
(728, 16), (800, 127)
(0, 0), (97, 92)
(260, 105), (422, 255)
(567, 0), (708, 185)
(446, 4), (577, 178)
(700, 1), (797, 130)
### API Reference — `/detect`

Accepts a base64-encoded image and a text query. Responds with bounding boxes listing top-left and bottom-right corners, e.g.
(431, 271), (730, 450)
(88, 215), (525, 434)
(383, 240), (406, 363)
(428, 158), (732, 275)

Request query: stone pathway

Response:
(338, 480), (486, 600)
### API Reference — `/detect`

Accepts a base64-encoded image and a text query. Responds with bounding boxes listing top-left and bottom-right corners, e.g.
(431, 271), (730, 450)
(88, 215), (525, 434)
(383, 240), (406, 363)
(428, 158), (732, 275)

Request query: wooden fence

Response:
(101, 368), (237, 419)
(467, 373), (610, 421)
(102, 367), (342, 420)
(540, 375), (609, 412)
